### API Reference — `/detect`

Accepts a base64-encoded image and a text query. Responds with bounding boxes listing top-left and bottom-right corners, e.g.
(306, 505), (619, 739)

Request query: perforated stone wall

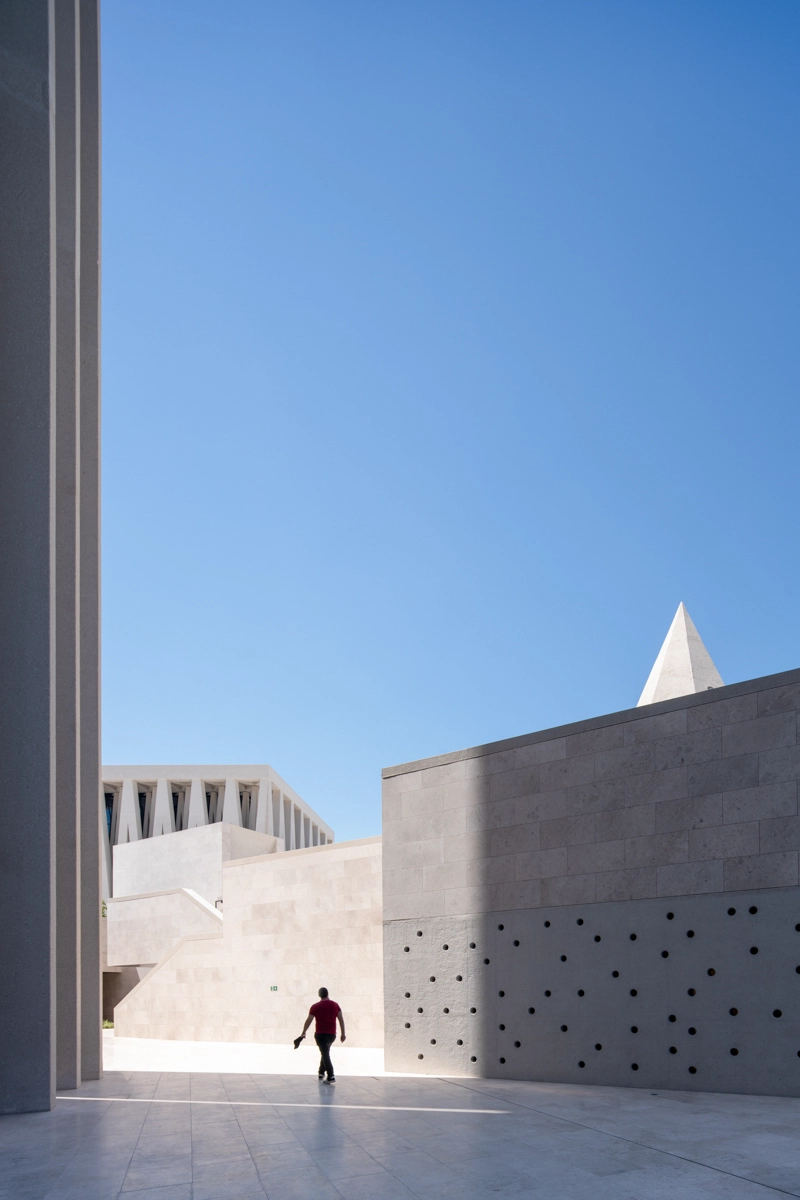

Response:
(382, 667), (800, 1094)
(384, 887), (800, 1095)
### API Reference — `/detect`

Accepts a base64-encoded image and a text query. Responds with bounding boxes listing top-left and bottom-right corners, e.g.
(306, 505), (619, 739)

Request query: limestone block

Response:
(721, 713), (796, 758)
(623, 709), (688, 743)
(512, 739), (566, 768)
(107, 889), (221, 966)
(759, 746), (800, 787)
(540, 755), (595, 791)
(758, 682), (800, 717)
(565, 724), (624, 757)
(653, 729), (721, 771)
(625, 767), (688, 806)
(655, 795), (722, 834)
(594, 743), (655, 783)
(595, 866), (657, 902)
(595, 805), (655, 841)
(565, 780), (625, 816)
(722, 782), (797, 823)
(723, 852), (798, 891)
(625, 832), (688, 869)
(567, 840), (625, 876)
(688, 755), (760, 798)
(655, 859), (723, 896)
(688, 822), (759, 862)
(759, 815), (800, 853)
(686, 693), (758, 731)
(540, 873), (596, 906)
(540, 814), (594, 849)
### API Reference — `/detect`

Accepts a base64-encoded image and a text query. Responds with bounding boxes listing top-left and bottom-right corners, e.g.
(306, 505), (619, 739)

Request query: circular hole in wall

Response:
(470, 1007), (477, 1014)
(688, 989), (696, 996)
(669, 1015), (676, 1022)
(749, 906), (758, 915)
(631, 1026), (638, 1033)
(418, 1054), (424, 1060)
(612, 970), (620, 978)
(443, 944), (449, 950)
(498, 990), (505, 997)
(514, 1041), (521, 1048)
(595, 1043), (602, 1051)
(750, 947), (759, 955)
(578, 989), (585, 997)
(443, 1007), (449, 1014)
(728, 908), (736, 916)
(707, 969), (716, 976)
(579, 1061), (585, 1068)
(594, 935), (601, 942)
(544, 990), (552, 997)
(544, 920), (551, 927)
(404, 947), (410, 953)
(630, 989), (638, 997)
(561, 955), (567, 962)
(456, 975), (463, 982)
(689, 1066), (697, 1074)
(630, 934), (637, 941)
(484, 958), (490, 965)
(404, 1023), (410, 1029)
(560, 1025), (568, 1032)
(528, 1007), (535, 1014)
(688, 1027), (697, 1035)
(513, 940), (520, 947)
(577, 918), (584, 925)
(469, 942), (476, 949)
(796, 924), (800, 932)
(417, 1007), (423, 1013)
(774, 1009), (783, 1018)
(667, 912), (674, 920)
(417, 930), (423, 936)
(429, 976), (436, 982)
(430, 1039), (436, 1045)
(499, 1024), (505, 1030)
(687, 930), (695, 938)
(470, 1055), (477, 1062)
(404, 992), (410, 998)
(457, 1039), (463, 1045)
(499, 1057), (505, 1064)
(796, 967), (800, 974)
(730, 1008), (738, 1016)
(669, 1046), (677, 1054)
(662, 951), (669, 958)
(631, 1063), (639, 1071)
(497, 924), (504, 931)
(730, 1047), (739, 1055)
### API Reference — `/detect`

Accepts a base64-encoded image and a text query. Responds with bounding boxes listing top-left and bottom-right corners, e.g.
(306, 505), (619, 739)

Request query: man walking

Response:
(296, 987), (346, 1083)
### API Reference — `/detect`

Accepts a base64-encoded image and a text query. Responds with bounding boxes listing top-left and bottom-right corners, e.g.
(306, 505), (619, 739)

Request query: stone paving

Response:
(2, 1069), (800, 1199)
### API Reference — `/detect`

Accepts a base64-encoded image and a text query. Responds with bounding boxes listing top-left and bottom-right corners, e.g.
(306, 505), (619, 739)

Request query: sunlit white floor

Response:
(103, 1030), (394, 1077)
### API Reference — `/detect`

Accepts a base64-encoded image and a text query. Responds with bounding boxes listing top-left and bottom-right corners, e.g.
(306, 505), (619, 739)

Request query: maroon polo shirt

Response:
(309, 998), (340, 1036)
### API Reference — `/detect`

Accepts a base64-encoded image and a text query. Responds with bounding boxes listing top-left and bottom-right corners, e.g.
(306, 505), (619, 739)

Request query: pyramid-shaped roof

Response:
(637, 603), (723, 707)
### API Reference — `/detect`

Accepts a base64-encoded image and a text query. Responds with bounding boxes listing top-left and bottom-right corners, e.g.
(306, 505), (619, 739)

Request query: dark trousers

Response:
(315, 1033), (336, 1078)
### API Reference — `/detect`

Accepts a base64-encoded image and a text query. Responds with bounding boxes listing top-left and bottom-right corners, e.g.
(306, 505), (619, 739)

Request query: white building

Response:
(101, 764), (333, 897)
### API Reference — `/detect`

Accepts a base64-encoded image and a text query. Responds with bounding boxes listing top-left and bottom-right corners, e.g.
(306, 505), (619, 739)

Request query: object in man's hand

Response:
(293, 1035), (305, 1050)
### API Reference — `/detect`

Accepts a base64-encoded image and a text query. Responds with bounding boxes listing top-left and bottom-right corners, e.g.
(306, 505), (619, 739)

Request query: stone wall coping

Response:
(221, 834), (382, 870)
(106, 887), (223, 921)
(382, 666), (800, 779)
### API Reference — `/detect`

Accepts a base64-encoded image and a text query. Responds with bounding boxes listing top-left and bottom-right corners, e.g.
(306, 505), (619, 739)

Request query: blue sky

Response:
(102, 0), (800, 841)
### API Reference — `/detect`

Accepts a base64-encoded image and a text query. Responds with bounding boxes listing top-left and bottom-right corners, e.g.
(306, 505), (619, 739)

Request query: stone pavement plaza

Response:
(2, 1052), (800, 1200)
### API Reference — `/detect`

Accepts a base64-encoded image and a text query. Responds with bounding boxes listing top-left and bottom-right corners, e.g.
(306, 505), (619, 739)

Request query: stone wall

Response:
(113, 823), (279, 905)
(114, 837), (383, 1047)
(382, 668), (800, 1094)
(106, 889), (222, 968)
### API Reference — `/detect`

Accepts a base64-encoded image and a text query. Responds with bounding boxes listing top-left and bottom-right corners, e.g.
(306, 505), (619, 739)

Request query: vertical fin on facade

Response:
(637, 602), (723, 707)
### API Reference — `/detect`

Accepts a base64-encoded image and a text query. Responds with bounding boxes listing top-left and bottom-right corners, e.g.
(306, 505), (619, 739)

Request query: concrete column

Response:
(53, 0), (81, 1094)
(274, 789), (286, 846)
(150, 778), (176, 837)
(117, 779), (142, 845)
(0, 0), (57, 1116)
(255, 778), (271, 834)
(78, 0), (101, 1084)
(186, 778), (208, 828)
(222, 778), (243, 826)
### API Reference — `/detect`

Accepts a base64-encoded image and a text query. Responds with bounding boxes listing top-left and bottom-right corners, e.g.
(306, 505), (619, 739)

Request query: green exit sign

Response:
(270, 985), (278, 991)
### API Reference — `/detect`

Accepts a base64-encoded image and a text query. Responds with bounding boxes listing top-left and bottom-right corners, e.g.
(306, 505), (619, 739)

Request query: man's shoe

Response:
(327, 1076), (335, 1083)
(318, 1072), (325, 1080)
